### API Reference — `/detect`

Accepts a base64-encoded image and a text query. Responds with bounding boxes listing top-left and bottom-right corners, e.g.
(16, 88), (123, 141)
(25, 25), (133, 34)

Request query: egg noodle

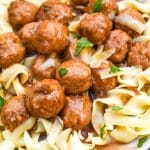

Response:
(0, 0), (150, 150)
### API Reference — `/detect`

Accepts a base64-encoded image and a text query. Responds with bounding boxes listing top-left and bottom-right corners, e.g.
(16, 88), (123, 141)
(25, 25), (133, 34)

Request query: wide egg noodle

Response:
(0, 64), (30, 95)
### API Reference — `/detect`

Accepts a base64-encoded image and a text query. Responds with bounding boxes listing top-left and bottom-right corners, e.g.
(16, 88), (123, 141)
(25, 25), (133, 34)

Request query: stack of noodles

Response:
(0, 0), (150, 149)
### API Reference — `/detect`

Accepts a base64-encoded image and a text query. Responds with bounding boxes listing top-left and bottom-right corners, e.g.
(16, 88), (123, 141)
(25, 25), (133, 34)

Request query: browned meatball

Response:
(0, 33), (25, 68)
(77, 13), (112, 45)
(61, 95), (91, 129)
(31, 54), (61, 80)
(18, 22), (40, 53)
(115, 8), (145, 37)
(92, 60), (117, 97)
(56, 59), (92, 94)
(70, 0), (89, 6)
(85, 0), (118, 19)
(1, 95), (29, 131)
(36, 0), (73, 25)
(128, 42), (150, 70)
(104, 30), (132, 63)
(8, 0), (38, 29)
(33, 20), (69, 55)
(25, 79), (65, 118)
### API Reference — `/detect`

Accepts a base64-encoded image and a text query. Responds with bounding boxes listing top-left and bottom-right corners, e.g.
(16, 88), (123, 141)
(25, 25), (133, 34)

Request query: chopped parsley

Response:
(109, 65), (122, 74)
(74, 38), (93, 57)
(100, 123), (106, 139)
(71, 32), (80, 39)
(42, 6), (49, 12)
(0, 96), (5, 108)
(93, 0), (103, 13)
(137, 136), (148, 148)
(58, 68), (68, 77)
(112, 105), (123, 111)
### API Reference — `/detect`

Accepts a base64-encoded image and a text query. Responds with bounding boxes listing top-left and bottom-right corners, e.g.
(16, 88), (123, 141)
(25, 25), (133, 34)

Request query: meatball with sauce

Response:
(61, 95), (92, 129)
(0, 33), (25, 68)
(56, 59), (92, 94)
(36, 0), (73, 25)
(8, 0), (38, 30)
(31, 54), (61, 80)
(104, 30), (132, 63)
(92, 60), (117, 97)
(18, 22), (40, 53)
(85, 0), (118, 19)
(128, 41), (150, 70)
(77, 13), (112, 45)
(25, 79), (65, 118)
(33, 20), (69, 55)
(115, 8), (145, 37)
(1, 95), (30, 131)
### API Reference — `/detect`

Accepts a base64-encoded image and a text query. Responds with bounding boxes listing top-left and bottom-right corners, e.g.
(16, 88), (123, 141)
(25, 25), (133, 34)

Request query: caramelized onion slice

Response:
(115, 15), (145, 34)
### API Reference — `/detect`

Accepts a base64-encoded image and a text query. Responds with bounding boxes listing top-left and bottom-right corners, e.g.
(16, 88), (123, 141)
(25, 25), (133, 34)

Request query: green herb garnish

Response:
(137, 136), (148, 148)
(100, 123), (106, 139)
(93, 0), (103, 13)
(42, 6), (49, 12)
(0, 96), (5, 108)
(112, 106), (123, 111)
(109, 65), (122, 74)
(58, 68), (68, 77)
(74, 37), (93, 57)
(71, 32), (80, 39)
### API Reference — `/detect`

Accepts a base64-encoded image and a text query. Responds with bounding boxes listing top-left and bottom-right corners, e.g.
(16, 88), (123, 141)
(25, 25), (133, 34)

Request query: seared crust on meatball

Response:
(31, 54), (61, 80)
(36, 0), (73, 25)
(105, 30), (132, 63)
(70, 0), (89, 6)
(8, 0), (38, 29)
(128, 42), (150, 70)
(61, 95), (92, 129)
(0, 33), (25, 68)
(92, 60), (117, 97)
(1, 95), (30, 131)
(56, 59), (92, 94)
(85, 0), (118, 19)
(18, 22), (40, 53)
(77, 13), (112, 44)
(33, 20), (69, 55)
(115, 8), (145, 37)
(25, 79), (65, 118)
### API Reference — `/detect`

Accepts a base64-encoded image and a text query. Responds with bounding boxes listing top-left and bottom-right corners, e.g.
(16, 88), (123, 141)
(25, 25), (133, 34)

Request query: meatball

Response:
(1, 95), (29, 131)
(36, 0), (73, 25)
(92, 60), (117, 97)
(77, 13), (112, 45)
(56, 59), (92, 94)
(25, 79), (65, 118)
(8, 0), (38, 29)
(128, 42), (150, 70)
(115, 8), (145, 37)
(104, 30), (132, 63)
(31, 54), (61, 80)
(85, 0), (118, 19)
(18, 22), (40, 53)
(33, 20), (69, 55)
(0, 33), (25, 68)
(61, 95), (92, 129)
(70, 0), (89, 6)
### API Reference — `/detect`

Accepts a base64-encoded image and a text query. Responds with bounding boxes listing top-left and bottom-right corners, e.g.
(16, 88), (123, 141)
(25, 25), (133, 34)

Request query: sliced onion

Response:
(133, 35), (150, 42)
(24, 55), (37, 68)
(38, 58), (55, 71)
(90, 46), (115, 68)
(115, 14), (145, 34)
